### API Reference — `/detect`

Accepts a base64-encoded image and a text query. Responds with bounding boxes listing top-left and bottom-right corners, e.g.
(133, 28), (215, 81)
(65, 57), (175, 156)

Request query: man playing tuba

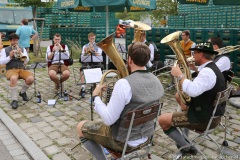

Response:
(76, 42), (164, 159)
(0, 33), (33, 109)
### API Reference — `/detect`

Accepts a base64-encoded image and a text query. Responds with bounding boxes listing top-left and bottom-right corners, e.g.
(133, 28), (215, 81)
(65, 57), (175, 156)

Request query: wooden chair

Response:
(175, 85), (233, 160)
(106, 103), (163, 160)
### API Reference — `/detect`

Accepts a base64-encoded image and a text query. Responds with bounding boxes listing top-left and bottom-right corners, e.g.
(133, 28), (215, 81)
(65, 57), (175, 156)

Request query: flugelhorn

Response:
(55, 43), (65, 52)
(187, 45), (240, 63)
(12, 45), (27, 61)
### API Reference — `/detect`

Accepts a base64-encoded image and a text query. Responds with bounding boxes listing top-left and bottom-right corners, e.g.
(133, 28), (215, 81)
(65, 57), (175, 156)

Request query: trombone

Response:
(187, 45), (240, 63)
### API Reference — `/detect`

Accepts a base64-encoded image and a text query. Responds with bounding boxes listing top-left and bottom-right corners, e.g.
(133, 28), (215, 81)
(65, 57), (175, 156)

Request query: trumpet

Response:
(12, 45), (27, 61)
(84, 42), (95, 55)
(187, 45), (240, 63)
(55, 43), (65, 52)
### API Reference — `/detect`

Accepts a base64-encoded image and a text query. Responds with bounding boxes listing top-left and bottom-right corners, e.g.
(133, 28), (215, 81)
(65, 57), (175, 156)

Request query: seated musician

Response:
(46, 33), (70, 92)
(79, 32), (102, 97)
(0, 33), (34, 109)
(158, 42), (226, 155)
(190, 37), (231, 84)
(180, 30), (196, 58)
(76, 43), (164, 159)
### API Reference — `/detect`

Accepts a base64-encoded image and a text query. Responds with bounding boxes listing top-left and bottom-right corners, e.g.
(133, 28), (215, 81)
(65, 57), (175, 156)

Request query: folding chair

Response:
(106, 103), (163, 160)
(175, 85), (233, 160)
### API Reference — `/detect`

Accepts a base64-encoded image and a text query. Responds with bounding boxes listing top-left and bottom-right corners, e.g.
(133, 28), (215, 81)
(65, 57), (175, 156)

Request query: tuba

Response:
(97, 32), (129, 104)
(161, 31), (191, 105)
(12, 45), (27, 61)
(130, 21), (151, 42)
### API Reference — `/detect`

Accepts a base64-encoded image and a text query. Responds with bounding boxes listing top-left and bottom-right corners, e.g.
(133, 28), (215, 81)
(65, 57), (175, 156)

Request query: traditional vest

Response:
(111, 70), (164, 143)
(84, 43), (99, 56)
(180, 40), (194, 57)
(188, 62), (226, 123)
(5, 46), (24, 70)
(213, 55), (230, 84)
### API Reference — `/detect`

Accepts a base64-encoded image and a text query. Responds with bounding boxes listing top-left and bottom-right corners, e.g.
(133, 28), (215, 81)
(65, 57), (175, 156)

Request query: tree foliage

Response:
(13, 0), (54, 18)
(115, 12), (143, 21)
(151, 0), (178, 26)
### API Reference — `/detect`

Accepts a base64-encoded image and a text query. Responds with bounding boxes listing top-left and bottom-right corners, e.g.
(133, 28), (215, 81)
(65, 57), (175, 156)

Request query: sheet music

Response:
(81, 55), (103, 63)
(83, 68), (102, 84)
(53, 52), (69, 62)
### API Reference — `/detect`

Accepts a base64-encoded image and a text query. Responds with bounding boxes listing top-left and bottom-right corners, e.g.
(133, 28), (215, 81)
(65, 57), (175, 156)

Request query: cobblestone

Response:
(0, 63), (239, 160)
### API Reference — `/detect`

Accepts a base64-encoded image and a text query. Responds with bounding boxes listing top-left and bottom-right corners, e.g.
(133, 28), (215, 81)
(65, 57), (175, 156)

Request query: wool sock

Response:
(9, 86), (18, 101)
(164, 127), (190, 150)
(21, 83), (30, 93)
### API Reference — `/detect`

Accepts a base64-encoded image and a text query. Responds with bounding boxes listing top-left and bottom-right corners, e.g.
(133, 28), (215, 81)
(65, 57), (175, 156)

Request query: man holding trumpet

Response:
(46, 33), (70, 92)
(0, 33), (33, 109)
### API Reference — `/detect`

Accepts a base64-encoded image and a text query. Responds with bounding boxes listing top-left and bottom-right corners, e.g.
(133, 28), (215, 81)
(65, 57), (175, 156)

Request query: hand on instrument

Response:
(92, 84), (107, 96)
(189, 63), (198, 72)
(9, 50), (15, 58)
(171, 65), (182, 77)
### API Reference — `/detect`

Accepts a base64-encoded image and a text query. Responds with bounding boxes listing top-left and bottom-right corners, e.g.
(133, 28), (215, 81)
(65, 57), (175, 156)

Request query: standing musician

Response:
(0, 33), (33, 109)
(140, 32), (154, 68)
(158, 42), (226, 155)
(76, 42), (164, 159)
(180, 30), (196, 57)
(46, 33), (70, 92)
(79, 32), (102, 97)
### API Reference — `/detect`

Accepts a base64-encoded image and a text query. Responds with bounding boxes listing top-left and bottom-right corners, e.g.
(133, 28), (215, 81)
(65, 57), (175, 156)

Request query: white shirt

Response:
(0, 47), (29, 65)
(182, 61), (216, 97)
(143, 40), (154, 67)
(81, 42), (102, 56)
(215, 56), (231, 72)
(94, 78), (148, 147)
(46, 45), (69, 64)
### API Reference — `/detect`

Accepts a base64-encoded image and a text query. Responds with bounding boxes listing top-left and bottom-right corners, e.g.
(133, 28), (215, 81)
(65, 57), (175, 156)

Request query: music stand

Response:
(76, 54), (103, 87)
(83, 68), (102, 120)
(51, 51), (79, 107)
(22, 62), (47, 105)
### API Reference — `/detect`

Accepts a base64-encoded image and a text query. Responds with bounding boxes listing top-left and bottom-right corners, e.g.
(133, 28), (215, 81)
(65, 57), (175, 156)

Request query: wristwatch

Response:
(177, 74), (184, 81)
(92, 95), (99, 102)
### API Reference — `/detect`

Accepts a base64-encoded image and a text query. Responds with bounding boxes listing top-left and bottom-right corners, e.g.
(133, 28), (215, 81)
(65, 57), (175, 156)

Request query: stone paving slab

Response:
(0, 63), (239, 160)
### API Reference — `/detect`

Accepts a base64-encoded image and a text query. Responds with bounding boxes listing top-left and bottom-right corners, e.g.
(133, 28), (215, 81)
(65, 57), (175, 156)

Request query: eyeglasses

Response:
(181, 34), (186, 36)
(193, 51), (201, 55)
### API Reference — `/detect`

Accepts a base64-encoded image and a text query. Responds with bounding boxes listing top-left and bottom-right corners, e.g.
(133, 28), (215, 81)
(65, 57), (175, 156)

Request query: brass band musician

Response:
(79, 32), (102, 97)
(180, 30), (196, 57)
(76, 43), (164, 159)
(46, 33), (70, 92)
(158, 42), (226, 155)
(0, 33), (33, 109)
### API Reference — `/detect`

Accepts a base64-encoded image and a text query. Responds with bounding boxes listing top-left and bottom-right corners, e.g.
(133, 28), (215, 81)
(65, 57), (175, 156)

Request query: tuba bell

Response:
(130, 21), (151, 42)
(12, 45), (27, 61)
(97, 32), (129, 104)
(161, 31), (191, 105)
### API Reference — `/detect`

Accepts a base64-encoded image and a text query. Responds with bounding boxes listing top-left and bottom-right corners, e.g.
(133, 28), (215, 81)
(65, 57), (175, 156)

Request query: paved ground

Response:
(0, 39), (239, 160)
